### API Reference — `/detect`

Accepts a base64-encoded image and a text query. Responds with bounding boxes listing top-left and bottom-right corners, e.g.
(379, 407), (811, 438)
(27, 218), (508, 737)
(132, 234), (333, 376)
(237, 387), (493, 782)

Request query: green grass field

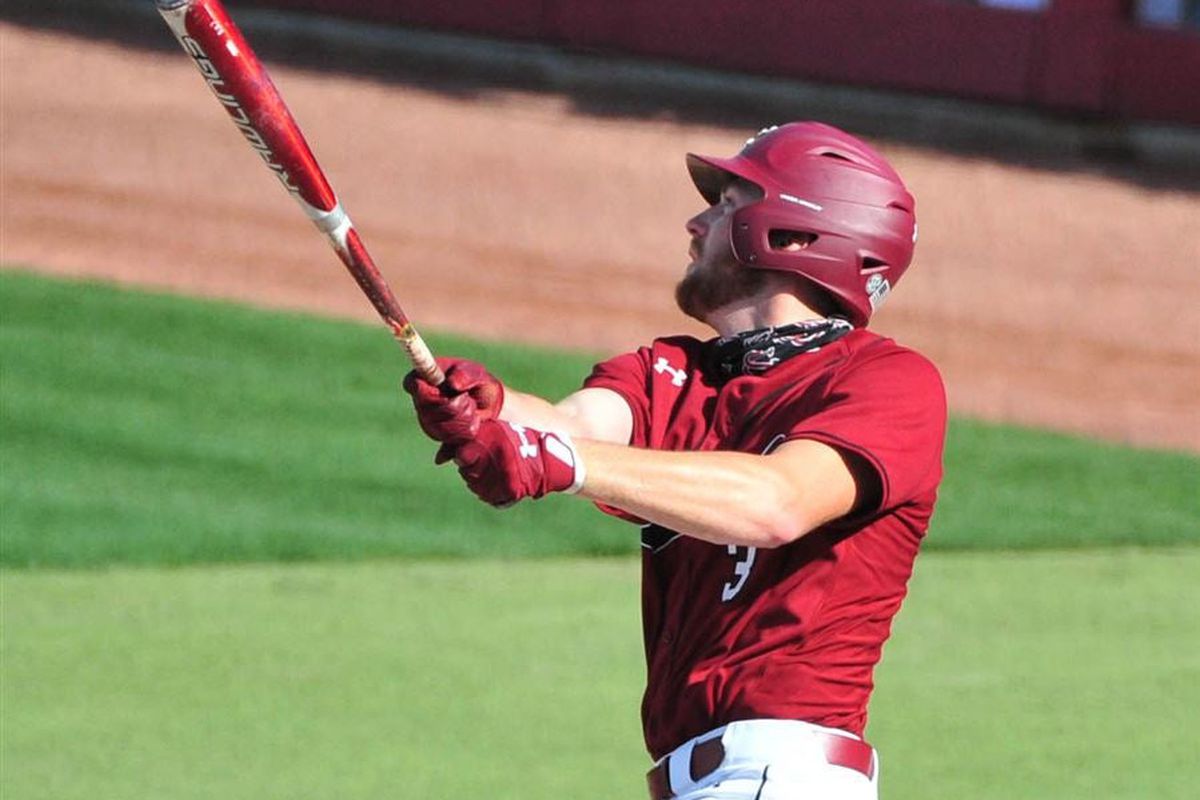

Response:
(4, 550), (1198, 799)
(3, 270), (1198, 799)
(0, 270), (630, 566)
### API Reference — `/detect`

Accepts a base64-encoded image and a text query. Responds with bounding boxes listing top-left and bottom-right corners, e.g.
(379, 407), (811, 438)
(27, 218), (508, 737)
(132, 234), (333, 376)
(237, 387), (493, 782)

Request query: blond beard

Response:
(675, 258), (770, 323)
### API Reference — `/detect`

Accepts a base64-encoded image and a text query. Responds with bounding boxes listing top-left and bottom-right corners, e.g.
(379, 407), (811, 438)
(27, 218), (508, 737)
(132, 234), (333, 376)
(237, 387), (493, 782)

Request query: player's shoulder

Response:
(648, 334), (708, 358)
(587, 334), (707, 386)
(627, 334), (710, 373)
(838, 329), (945, 389)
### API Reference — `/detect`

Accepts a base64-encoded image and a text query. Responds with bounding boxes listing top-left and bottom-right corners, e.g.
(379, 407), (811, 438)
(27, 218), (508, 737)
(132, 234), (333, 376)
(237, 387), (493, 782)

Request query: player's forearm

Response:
(500, 389), (564, 427)
(498, 389), (591, 438)
(500, 387), (633, 445)
(573, 440), (818, 548)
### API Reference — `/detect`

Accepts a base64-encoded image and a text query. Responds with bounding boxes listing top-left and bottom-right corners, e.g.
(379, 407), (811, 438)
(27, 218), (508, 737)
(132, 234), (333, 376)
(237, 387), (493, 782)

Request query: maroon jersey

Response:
(583, 328), (946, 759)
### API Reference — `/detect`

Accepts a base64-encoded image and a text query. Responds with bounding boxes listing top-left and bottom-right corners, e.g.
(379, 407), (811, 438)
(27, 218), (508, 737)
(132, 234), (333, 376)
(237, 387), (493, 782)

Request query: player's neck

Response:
(708, 291), (827, 338)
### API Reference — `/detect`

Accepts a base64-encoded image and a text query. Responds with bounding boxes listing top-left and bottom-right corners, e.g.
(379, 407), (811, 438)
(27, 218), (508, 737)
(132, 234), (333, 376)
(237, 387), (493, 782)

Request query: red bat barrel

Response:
(155, 0), (443, 384)
(157, 0), (336, 213)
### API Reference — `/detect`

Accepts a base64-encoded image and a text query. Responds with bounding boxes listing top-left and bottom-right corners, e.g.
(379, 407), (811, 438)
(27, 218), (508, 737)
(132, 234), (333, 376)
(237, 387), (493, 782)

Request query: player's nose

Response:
(685, 210), (708, 237)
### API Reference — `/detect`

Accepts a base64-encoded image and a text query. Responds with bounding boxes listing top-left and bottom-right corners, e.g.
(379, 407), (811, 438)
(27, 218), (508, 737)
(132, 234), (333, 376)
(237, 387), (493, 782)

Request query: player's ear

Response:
(768, 230), (817, 252)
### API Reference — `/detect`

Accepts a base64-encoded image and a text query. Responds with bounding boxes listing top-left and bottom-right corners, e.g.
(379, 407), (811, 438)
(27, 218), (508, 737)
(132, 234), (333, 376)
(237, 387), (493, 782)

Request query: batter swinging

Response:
(405, 122), (946, 799)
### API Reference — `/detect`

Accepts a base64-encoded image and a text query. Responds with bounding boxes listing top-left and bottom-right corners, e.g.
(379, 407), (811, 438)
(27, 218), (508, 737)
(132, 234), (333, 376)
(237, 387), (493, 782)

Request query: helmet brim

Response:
(686, 153), (763, 205)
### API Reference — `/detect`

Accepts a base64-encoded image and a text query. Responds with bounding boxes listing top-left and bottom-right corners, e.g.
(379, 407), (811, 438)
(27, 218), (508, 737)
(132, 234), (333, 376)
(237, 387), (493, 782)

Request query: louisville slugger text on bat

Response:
(154, 0), (443, 385)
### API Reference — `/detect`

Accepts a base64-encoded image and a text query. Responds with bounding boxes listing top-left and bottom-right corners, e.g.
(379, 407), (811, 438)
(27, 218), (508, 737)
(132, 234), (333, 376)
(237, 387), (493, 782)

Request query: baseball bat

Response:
(154, 0), (443, 385)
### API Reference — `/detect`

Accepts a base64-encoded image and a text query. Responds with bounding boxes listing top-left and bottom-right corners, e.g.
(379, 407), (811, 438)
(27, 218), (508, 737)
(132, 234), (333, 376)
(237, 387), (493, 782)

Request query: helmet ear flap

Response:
(731, 204), (857, 320)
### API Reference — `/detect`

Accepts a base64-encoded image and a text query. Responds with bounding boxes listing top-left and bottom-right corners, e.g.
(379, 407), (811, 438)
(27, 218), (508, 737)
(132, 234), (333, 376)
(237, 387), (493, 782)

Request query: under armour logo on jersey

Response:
(509, 424), (539, 458)
(653, 357), (688, 387)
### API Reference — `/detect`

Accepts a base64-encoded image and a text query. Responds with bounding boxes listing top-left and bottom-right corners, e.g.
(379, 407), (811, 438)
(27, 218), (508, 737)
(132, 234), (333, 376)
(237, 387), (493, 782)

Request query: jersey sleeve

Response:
(786, 348), (947, 514)
(582, 348), (653, 448)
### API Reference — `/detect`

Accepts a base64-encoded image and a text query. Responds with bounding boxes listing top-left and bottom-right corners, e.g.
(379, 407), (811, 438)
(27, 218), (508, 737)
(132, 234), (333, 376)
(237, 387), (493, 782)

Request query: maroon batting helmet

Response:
(686, 122), (916, 326)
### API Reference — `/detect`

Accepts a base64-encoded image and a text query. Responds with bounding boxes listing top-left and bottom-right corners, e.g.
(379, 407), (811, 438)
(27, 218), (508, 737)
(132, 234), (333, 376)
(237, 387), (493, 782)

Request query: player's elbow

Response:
(746, 441), (865, 547)
(743, 491), (821, 548)
(759, 509), (821, 548)
(758, 455), (867, 546)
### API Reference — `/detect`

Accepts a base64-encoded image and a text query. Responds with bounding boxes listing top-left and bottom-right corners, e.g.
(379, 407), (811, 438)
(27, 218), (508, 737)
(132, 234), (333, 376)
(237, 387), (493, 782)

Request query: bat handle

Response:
(392, 322), (444, 385)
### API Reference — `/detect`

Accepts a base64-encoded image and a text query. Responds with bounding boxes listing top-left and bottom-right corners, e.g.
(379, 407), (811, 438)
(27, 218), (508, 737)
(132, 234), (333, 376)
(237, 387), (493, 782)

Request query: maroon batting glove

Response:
(452, 419), (586, 508)
(402, 357), (505, 447)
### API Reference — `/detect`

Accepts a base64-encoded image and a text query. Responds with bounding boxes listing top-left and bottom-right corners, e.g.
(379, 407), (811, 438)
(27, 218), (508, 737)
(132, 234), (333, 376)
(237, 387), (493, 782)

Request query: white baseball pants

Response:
(647, 719), (879, 800)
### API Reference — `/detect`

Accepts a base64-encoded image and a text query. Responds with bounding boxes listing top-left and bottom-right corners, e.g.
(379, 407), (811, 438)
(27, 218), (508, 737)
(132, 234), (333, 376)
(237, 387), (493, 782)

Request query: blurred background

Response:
(2, 1), (1198, 798)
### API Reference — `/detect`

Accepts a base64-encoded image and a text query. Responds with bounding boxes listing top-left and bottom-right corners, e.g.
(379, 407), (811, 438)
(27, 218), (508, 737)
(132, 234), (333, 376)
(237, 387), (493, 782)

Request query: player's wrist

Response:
(451, 420), (586, 507)
(542, 429), (585, 495)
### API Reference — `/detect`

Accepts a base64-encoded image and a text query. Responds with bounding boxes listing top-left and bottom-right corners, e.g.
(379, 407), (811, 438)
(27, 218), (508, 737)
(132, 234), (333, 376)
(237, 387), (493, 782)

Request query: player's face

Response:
(676, 179), (767, 323)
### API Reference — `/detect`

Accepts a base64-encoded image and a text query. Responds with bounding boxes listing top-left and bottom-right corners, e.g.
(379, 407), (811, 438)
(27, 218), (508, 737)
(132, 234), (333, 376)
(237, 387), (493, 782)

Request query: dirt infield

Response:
(3, 23), (1198, 451)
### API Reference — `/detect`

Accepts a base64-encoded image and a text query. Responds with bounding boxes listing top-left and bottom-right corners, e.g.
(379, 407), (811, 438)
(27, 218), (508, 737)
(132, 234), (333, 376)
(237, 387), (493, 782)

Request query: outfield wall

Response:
(245, 0), (1200, 125)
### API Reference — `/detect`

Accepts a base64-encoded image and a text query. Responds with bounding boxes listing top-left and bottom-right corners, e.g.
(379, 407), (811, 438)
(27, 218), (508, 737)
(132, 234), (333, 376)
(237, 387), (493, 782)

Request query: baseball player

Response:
(405, 122), (946, 799)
